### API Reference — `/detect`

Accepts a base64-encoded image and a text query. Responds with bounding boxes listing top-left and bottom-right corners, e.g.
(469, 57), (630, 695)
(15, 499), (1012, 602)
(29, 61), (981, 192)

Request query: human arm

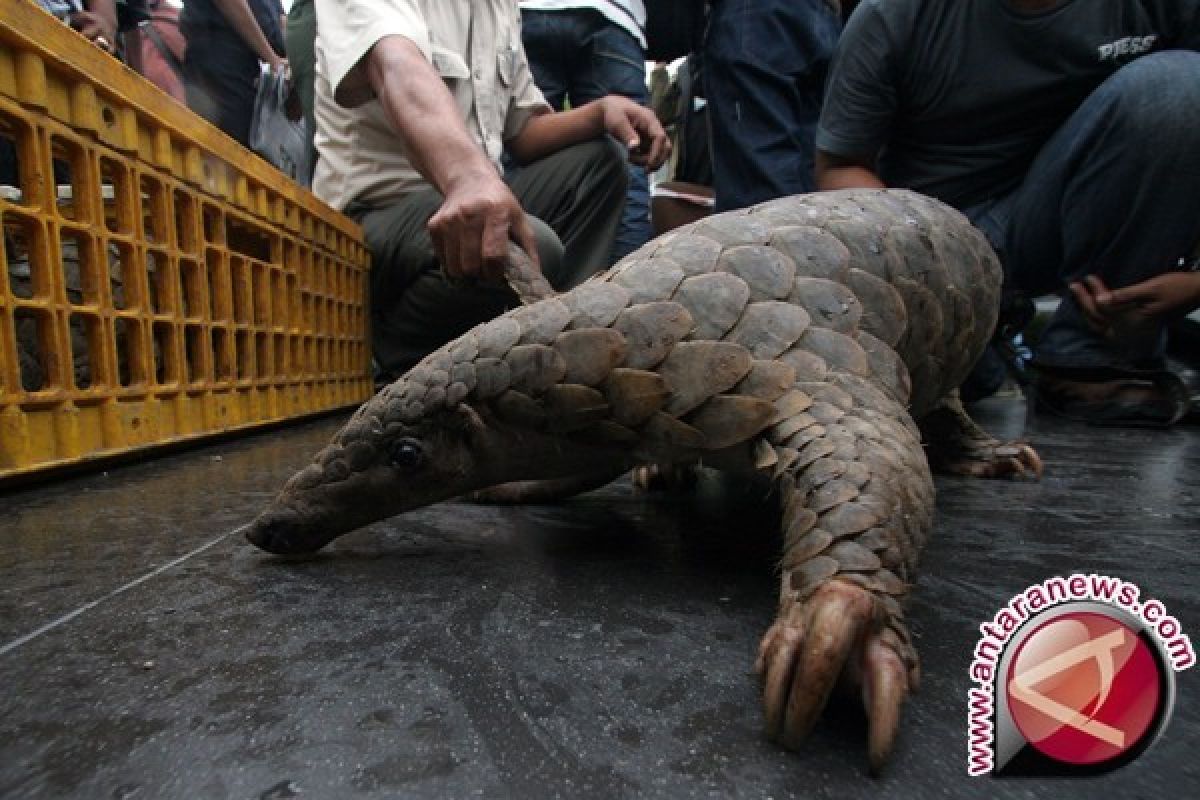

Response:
(364, 34), (540, 282)
(815, 1), (898, 191)
(212, 0), (286, 68)
(506, 95), (670, 170)
(815, 149), (886, 190)
(1070, 272), (1200, 332)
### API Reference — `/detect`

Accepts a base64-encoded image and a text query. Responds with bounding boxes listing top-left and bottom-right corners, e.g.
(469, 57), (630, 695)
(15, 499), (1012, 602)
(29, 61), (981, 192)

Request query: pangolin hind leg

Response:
(918, 389), (1043, 478)
(757, 399), (930, 775)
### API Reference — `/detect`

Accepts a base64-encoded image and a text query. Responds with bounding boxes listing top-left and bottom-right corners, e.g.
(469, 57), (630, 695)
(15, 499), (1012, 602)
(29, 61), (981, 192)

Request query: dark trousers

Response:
(181, 26), (260, 146)
(355, 139), (627, 375)
(966, 51), (1200, 372)
(703, 0), (841, 212)
(521, 8), (652, 262)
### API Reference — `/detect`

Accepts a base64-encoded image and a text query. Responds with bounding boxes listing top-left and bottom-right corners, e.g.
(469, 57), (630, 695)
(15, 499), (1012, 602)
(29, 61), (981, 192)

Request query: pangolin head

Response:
(244, 379), (489, 555)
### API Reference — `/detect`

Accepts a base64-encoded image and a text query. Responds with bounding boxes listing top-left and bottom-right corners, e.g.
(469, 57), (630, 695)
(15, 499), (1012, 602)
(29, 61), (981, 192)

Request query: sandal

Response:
(1032, 365), (1190, 427)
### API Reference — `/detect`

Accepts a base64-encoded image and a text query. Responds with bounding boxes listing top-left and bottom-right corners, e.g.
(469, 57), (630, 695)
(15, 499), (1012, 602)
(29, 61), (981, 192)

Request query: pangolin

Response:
(244, 188), (1041, 772)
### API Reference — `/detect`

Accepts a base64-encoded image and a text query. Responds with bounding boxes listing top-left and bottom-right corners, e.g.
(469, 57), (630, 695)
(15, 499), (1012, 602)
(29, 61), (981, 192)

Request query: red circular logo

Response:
(1005, 611), (1163, 766)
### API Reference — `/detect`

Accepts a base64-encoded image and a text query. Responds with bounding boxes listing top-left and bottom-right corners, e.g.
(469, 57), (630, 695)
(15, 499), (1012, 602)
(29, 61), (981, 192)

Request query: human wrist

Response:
(1185, 270), (1200, 309)
(440, 161), (499, 196)
(590, 97), (613, 136)
(260, 42), (282, 65)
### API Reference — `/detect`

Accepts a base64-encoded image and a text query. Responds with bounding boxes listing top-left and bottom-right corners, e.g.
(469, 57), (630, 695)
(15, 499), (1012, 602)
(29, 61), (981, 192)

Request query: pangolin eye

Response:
(389, 438), (424, 469)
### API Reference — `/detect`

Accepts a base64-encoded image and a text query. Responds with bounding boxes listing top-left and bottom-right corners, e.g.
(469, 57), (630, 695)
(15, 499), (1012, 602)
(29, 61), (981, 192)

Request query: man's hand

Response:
(213, 0), (285, 67)
(70, 10), (117, 53)
(595, 96), (671, 170)
(428, 169), (540, 283)
(365, 36), (542, 285)
(1070, 272), (1200, 333)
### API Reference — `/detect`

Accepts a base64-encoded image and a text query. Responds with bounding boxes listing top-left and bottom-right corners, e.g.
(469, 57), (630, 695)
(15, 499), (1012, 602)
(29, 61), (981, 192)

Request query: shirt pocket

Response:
(431, 46), (471, 84)
(497, 44), (517, 87)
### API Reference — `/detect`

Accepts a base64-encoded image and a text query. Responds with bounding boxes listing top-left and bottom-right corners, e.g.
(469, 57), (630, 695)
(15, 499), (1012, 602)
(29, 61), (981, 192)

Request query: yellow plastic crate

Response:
(0, 4), (372, 481)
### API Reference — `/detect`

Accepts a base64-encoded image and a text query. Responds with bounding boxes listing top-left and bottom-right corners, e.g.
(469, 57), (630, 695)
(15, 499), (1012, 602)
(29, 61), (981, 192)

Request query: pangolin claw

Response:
(862, 634), (908, 776)
(1017, 443), (1044, 478)
(630, 463), (699, 492)
(936, 439), (1042, 479)
(757, 580), (913, 774)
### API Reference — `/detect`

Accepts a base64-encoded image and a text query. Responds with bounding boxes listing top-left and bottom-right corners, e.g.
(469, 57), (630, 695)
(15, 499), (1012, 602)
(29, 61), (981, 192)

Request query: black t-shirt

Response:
(816, 0), (1200, 209)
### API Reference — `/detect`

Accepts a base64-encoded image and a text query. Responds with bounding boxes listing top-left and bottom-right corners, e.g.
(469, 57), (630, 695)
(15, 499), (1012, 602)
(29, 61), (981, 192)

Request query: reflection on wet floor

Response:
(0, 394), (1197, 799)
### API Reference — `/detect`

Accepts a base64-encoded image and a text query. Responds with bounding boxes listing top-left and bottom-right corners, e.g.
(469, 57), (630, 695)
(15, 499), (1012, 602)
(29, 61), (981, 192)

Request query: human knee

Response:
(577, 137), (629, 196)
(1114, 49), (1200, 86)
(1103, 51), (1200, 137)
(590, 136), (628, 175)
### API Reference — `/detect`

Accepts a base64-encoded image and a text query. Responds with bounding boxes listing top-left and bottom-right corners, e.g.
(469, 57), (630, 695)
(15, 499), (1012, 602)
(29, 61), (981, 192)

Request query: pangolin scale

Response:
(245, 188), (1040, 773)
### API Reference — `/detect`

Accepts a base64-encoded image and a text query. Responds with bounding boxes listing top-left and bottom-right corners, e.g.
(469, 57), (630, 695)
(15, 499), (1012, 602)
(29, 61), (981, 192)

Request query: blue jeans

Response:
(704, 0), (841, 212)
(966, 51), (1200, 373)
(521, 9), (652, 263)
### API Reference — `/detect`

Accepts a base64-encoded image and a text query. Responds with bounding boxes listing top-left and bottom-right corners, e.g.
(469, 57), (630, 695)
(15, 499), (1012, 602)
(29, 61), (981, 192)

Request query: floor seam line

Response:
(0, 527), (242, 658)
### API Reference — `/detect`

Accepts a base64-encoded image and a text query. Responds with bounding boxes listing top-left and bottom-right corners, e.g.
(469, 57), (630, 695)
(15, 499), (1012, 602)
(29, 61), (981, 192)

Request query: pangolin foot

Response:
(755, 580), (917, 776)
(928, 437), (1043, 479)
(919, 391), (1043, 479)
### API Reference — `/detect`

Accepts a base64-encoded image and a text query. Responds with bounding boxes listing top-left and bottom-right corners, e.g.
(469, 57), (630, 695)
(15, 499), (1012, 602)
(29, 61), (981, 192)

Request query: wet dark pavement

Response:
(1, 394), (1197, 799)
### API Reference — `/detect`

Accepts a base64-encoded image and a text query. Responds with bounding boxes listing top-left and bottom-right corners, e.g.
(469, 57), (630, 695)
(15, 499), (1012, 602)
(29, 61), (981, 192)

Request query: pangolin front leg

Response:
(757, 399), (929, 775)
(468, 470), (625, 504)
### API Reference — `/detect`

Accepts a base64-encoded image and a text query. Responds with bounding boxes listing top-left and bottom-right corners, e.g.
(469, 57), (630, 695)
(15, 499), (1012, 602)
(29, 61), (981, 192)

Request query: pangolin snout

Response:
(244, 507), (332, 555)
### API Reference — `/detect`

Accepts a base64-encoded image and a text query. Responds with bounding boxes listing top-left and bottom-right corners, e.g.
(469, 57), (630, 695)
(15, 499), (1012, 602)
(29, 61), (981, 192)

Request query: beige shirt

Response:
(312, 0), (550, 211)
